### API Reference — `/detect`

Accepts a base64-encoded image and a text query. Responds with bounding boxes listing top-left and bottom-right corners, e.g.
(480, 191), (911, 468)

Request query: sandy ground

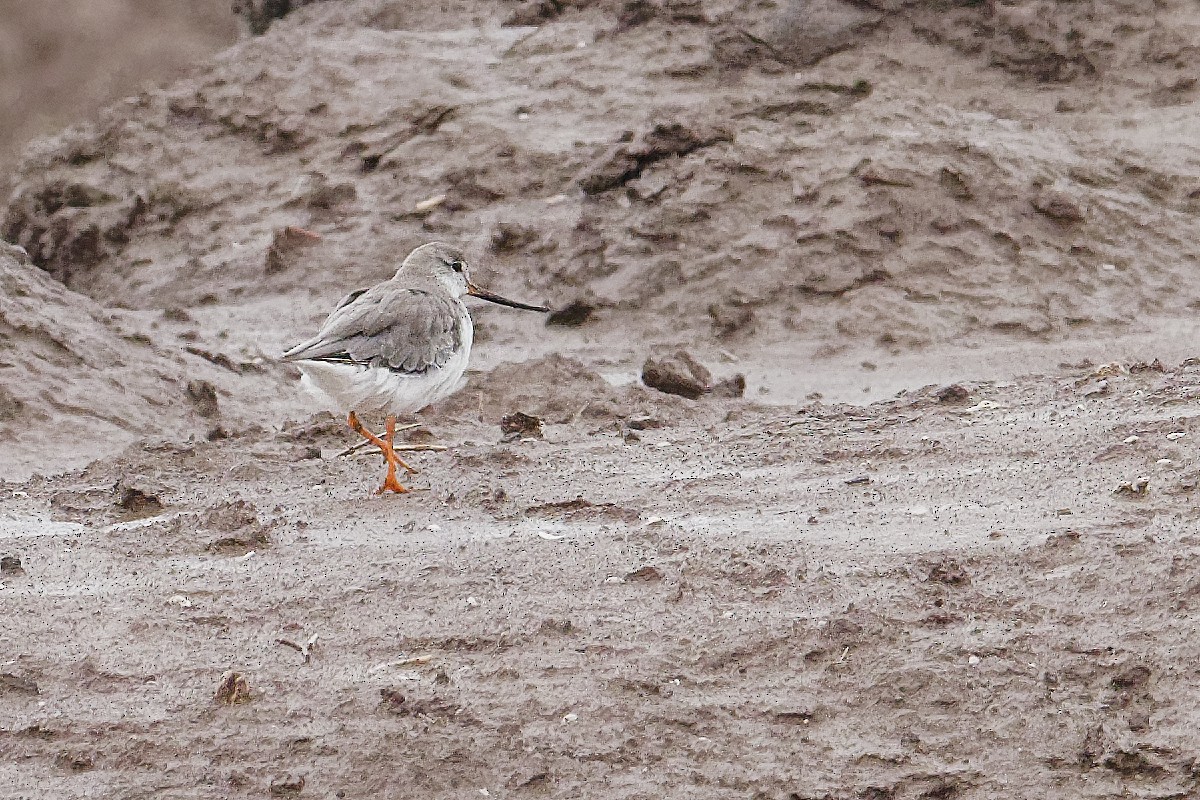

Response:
(5, 0), (1200, 797)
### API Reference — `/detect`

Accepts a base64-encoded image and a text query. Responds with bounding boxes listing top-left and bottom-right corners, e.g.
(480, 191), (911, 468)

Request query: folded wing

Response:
(282, 286), (463, 374)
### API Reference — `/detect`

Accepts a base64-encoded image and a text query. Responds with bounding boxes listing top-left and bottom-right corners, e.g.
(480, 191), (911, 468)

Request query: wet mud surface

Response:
(5, 1), (1200, 797)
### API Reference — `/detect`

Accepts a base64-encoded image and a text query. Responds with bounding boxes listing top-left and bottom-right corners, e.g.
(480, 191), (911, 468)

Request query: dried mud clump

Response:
(500, 411), (543, 441)
(1032, 189), (1086, 223)
(199, 500), (273, 554)
(117, 483), (164, 517)
(546, 300), (596, 327)
(643, 350), (705, 400)
(641, 350), (746, 400)
(576, 122), (732, 195)
(708, 300), (754, 338)
(749, 0), (883, 68)
(186, 379), (221, 419)
(233, 0), (328, 35)
(935, 384), (971, 404)
(642, 350), (712, 399)
(2, 180), (124, 286)
(264, 225), (321, 275)
(214, 671), (252, 705)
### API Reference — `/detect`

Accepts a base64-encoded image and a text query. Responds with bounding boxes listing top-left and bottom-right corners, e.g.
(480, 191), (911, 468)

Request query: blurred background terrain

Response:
(0, 0), (237, 179)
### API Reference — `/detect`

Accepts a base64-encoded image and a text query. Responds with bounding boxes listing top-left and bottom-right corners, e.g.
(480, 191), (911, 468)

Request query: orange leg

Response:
(348, 411), (409, 494)
(383, 415), (419, 475)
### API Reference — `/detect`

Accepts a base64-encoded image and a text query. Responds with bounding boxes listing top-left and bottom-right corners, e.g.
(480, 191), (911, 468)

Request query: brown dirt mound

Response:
(6, 0), (1200, 356)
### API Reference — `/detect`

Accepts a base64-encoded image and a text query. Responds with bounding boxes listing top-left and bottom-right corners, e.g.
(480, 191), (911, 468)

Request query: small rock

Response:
(712, 374), (746, 398)
(186, 379), (220, 419)
(935, 384), (970, 404)
(626, 415), (663, 431)
(503, 0), (563, 26)
(576, 122), (732, 194)
(1032, 189), (1085, 223)
(413, 194), (446, 213)
(214, 671), (252, 705)
(938, 167), (973, 199)
(756, 0), (882, 67)
(1111, 664), (1152, 690)
(617, 0), (658, 30)
(1114, 477), (1150, 498)
(625, 565), (664, 582)
(269, 775), (306, 797)
(234, 0), (326, 34)
(642, 350), (713, 399)
(116, 482), (163, 515)
(1129, 359), (1166, 374)
(500, 411), (543, 441)
(546, 300), (595, 327)
(303, 176), (356, 211)
(854, 163), (914, 187)
(490, 222), (538, 252)
(0, 555), (23, 576)
(264, 225), (321, 275)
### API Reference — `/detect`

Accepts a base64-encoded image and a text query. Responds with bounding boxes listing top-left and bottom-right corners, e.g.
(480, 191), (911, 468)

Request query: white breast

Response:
(294, 311), (474, 416)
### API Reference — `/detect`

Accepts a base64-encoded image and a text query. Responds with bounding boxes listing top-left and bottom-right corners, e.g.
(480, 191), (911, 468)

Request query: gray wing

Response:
(282, 286), (463, 373)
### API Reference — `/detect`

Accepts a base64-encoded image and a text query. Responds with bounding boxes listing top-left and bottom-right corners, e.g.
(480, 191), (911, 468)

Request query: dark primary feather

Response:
(282, 286), (463, 374)
(332, 287), (369, 312)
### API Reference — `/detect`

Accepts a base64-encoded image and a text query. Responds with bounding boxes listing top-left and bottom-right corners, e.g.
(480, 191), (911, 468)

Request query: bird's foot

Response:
(374, 470), (410, 495)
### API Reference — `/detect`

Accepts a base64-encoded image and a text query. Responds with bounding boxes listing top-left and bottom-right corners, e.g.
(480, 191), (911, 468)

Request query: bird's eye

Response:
(448, 259), (465, 273)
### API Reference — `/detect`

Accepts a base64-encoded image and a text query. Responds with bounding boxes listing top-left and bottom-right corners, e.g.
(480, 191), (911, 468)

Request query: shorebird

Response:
(282, 242), (548, 494)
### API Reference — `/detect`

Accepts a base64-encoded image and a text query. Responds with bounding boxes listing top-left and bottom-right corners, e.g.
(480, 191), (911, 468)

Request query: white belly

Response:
(294, 321), (473, 416)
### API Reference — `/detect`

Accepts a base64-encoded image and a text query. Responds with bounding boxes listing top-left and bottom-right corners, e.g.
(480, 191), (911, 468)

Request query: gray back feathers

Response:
(282, 284), (463, 374)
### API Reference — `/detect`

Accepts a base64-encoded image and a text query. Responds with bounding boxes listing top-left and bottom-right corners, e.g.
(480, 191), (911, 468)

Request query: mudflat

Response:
(3, 1), (1200, 797)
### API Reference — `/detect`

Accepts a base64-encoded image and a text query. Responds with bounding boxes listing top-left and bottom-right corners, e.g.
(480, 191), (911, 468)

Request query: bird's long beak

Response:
(467, 282), (549, 312)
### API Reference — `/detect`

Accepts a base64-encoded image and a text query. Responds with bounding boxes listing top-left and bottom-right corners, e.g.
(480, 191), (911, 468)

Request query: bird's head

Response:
(404, 242), (548, 312)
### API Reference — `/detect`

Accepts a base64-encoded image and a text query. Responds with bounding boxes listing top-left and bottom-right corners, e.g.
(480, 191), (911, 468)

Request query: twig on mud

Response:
(835, 646), (850, 665)
(341, 443), (449, 458)
(336, 424), (449, 458)
(276, 632), (319, 664)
